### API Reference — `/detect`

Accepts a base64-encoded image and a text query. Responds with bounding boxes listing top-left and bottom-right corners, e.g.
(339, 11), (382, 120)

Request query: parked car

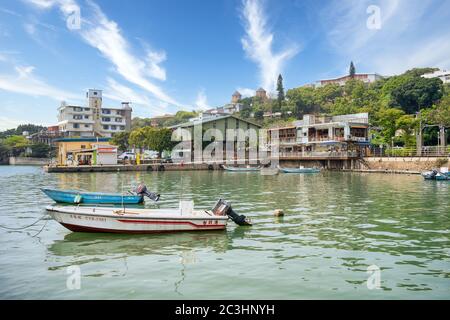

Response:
(162, 157), (173, 163)
(118, 152), (136, 161)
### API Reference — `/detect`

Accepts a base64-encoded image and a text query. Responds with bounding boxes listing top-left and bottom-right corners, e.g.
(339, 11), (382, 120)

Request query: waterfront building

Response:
(315, 73), (382, 87)
(54, 137), (117, 166)
(57, 89), (132, 138)
(422, 69), (450, 84)
(28, 125), (62, 147)
(268, 113), (370, 156)
(170, 113), (261, 163)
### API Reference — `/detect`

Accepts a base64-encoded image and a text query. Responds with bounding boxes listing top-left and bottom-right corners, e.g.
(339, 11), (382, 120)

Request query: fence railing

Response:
(278, 151), (359, 159)
(368, 147), (450, 157)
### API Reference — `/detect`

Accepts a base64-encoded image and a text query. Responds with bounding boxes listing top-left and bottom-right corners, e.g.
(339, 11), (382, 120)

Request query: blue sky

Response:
(0, 0), (449, 130)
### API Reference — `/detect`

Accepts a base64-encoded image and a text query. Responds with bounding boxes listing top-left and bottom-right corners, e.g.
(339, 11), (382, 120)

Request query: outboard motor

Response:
(135, 184), (160, 202)
(212, 199), (252, 226)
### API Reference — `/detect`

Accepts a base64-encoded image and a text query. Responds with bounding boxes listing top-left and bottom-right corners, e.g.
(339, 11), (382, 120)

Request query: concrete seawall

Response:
(360, 157), (449, 172)
(9, 157), (50, 166)
(44, 163), (217, 173)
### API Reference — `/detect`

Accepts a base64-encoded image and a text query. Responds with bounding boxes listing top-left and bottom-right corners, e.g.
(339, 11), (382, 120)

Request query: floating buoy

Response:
(274, 209), (284, 217)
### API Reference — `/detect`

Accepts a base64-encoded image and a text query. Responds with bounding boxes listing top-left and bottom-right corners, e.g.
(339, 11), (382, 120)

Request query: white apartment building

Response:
(422, 69), (450, 84)
(58, 89), (132, 137)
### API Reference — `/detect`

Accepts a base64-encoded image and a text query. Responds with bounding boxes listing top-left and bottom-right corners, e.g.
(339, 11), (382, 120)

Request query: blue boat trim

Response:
(41, 188), (144, 204)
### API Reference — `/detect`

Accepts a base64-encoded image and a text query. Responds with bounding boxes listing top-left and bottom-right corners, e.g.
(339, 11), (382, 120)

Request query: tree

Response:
(276, 74), (285, 108)
(376, 108), (405, 144)
(3, 135), (29, 156)
(390, 76), (443, 113)
(0, 141), (11, 162)
(30, 143), (50, 158)
(144, 128), (175, 158)
(349, 61), (356, 78)
(110, 131), (130, 151)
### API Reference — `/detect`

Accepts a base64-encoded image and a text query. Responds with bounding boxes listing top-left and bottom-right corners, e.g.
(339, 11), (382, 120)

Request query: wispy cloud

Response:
(321, 0), (450, 75)
(0, 116), (27, 131)
(241, 0), (299, 93)
(24, 0), (180, 107)
(237, 87), (255, 98)
(0, 65), (78, 101)
(195, 89), (210, 111)
(103, 78), (151, 106)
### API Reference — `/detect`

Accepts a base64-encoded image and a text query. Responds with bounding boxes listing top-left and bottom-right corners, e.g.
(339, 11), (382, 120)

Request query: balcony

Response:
(276, 151), (359, 160)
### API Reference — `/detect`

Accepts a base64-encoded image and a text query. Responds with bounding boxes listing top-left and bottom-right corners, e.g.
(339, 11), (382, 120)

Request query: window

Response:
(73, 107), (82, 112)
(103, 125), (109, 130)
(84, 115), (89, 119)
(73, 115), (83, 120)
(102, 109), (111, 114)
(120, 126), (125, 130)
(84, 108), (90, 111)
(102, 117), (111, 122)
(111, 125), (117, 130)
(115, 118), (122, 122)
(84, 124), (90, 128)
(73, 123), (80, 129)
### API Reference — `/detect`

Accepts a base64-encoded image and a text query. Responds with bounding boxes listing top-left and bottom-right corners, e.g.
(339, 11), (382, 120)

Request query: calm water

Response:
(0, 165), (449, 299)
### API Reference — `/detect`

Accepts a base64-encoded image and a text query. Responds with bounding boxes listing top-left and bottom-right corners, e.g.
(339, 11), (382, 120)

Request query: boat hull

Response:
(279, 167), (320, 173)
(222, 165), (261, 172)
(41, 188), (144, 204)
(46, 205), (228, 234)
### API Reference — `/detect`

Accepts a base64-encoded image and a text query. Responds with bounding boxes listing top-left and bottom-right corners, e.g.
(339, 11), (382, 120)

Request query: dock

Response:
(44, 163), (218, 173)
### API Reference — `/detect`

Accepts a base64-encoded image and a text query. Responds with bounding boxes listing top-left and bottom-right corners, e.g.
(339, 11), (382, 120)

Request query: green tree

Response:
(110, 131), (130, 151)
(390, 76), (443, 113)
(3, 135), (29, 156)
(376, 108), (406, 144)
(349, 61), (356, 78)
(0, 141), (11, 162)
(144, 128), (175, 157)
(30, 143), (50, 158)
(276, 74), (285, 108)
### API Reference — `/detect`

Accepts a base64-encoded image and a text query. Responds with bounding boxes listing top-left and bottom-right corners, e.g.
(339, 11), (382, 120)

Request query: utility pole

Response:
(416, 112), (423, 156)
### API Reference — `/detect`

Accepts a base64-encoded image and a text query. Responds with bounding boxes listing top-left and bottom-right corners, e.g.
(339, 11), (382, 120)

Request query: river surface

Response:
(0, 165), (449, 299)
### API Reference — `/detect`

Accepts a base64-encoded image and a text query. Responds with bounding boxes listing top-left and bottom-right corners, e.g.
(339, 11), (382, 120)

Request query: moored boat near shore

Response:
(421, 169), (450, 181)
(222, 165), (261, 172)
(46, 199), (251, 234)
(278, 166), (321, 174)
(41, 184), (160, 204)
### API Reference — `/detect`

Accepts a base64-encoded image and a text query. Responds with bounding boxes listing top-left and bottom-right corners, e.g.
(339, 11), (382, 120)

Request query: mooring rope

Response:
(0, 215), (49, 232)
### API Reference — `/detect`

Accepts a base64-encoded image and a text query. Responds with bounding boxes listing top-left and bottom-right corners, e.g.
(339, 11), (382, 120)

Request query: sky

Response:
(0, 0), (449, 130)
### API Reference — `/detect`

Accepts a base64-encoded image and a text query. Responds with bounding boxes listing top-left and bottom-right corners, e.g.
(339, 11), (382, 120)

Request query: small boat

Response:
(278, 166), (321, 174)
(222, 165), (261, 172)
(260, 167), (279, 175)
(421, 169), (450, 181)
(46, 199), (251, 234)
(41, 184), (160, 204)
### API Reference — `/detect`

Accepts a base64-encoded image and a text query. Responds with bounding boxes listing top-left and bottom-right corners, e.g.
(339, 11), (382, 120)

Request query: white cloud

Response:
(321, 0), (450, 75)
(0, 116), (26, 131)
(241, 0), (299, 93)
(0, 65), (78, 101)
(24, 0), (180, 106)
(195, 89), (210, 110)
(103, 78), (151, 106)
(237, 87), (255, 98)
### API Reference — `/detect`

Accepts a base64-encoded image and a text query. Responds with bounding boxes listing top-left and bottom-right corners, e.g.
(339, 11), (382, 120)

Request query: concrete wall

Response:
(360, 157), (449, 171)
(9, 157), (50, 166)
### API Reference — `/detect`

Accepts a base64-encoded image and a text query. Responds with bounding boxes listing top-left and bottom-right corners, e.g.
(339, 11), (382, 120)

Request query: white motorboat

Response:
(46, 199), (251, 234)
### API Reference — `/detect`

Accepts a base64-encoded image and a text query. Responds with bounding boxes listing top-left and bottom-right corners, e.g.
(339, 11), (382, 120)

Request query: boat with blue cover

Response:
(278, 166), (321, 174)
(41, 184), (160, 204)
